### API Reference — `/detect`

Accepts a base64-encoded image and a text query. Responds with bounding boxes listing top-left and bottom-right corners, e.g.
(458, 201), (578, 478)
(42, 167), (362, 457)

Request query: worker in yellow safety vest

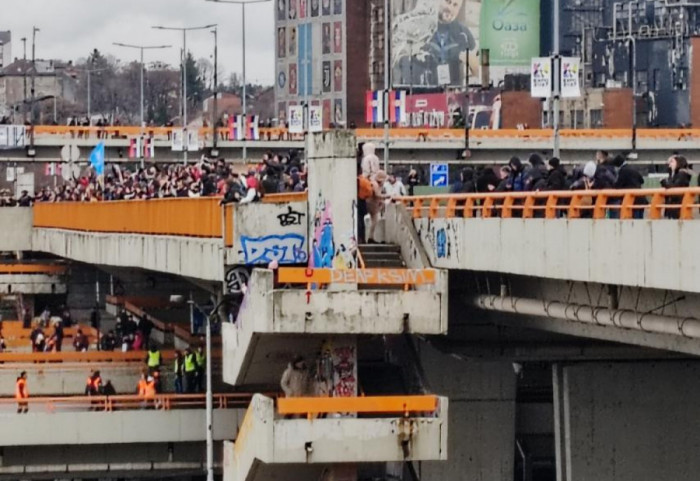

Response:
(184, 347), (197, 393)
(145, 344), (162, 374)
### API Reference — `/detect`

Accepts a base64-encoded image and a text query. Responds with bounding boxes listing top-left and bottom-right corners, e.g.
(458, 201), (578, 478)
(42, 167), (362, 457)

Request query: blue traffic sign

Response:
(430, 163), (449, 187)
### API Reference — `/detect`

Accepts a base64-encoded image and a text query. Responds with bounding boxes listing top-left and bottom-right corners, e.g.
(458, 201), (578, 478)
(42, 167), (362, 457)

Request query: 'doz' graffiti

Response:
(240, 234), (308, 265)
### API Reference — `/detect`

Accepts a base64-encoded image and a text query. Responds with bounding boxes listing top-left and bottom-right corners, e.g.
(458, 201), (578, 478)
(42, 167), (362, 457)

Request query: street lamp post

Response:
(113, 43), (171, 128)
(211, 28), (219, 154)
(29, 27), (39, 153)
(153, 24), (216, 164)
(189, 297), (227, 481)
(205, 0), (271, 161)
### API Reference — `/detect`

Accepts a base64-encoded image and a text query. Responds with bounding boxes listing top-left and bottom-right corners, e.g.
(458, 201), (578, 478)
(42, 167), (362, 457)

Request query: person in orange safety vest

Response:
(15, 371), (29, 414)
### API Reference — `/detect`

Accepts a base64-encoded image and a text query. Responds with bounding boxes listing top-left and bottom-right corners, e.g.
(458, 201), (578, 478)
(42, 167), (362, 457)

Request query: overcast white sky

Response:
(3, 0), (275, 85)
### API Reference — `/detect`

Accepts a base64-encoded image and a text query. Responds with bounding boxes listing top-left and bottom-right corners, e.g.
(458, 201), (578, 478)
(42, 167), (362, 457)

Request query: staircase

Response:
(358, 244), (406, 269)
(357, 244), (406, 290)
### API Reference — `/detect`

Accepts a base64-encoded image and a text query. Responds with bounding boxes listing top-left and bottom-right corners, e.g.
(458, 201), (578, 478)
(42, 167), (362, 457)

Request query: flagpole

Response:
(382, 0), (390, 172)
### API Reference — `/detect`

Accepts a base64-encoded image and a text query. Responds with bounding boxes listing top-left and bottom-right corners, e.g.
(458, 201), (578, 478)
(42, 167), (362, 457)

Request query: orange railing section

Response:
(277, 395), (439, 416)
(398, 187), (700, 221)
(33, 194), (308, 240)
(33, 198), (223, 237)
(0, 349), (222, 363)
(29, 125), (700, 142)
(0, 263), (68, 275)
(278, 267), (436, 286)
(0, 393), (259, 412)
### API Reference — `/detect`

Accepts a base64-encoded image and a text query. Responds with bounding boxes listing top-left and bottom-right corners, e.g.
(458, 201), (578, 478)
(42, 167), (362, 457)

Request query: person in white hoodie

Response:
(361, 143), (380, 180)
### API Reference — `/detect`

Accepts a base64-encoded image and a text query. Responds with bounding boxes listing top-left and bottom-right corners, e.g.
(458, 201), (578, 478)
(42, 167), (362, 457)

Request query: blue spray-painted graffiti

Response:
(436, 228), (447, 258)
(240, 234), (308, 265)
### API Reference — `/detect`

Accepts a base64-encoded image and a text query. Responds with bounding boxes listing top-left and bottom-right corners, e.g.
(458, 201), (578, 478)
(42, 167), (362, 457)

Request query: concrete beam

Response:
(0, 409), (241, 446)
(32, 228), (225, 282)
(0, 208), (32, 251)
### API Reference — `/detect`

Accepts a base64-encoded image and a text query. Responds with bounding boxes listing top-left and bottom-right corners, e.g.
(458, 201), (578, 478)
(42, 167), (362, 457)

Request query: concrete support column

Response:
(306, 131), (358, 277)
(555, 361), (700, 481)
(419, 342), (516, 481)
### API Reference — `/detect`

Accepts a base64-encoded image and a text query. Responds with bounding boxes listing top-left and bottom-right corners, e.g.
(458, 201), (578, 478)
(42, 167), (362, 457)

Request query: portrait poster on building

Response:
(334, 99), (344, 125)
(288, 105), (304, 133)
(289, 26), (297, 56)
(322, 0), (331, 16)
(333, 21), (342, 54)
(289, 64), (298, 95)
(289, 0), (297, 19)
(561, 57), (581, 98)
(322, 61), (332, 93)
(333, 60), (343, 92)
(171, 129), (184, 151)
(530, 57), (552, 98)
(308, 105), (323, 132)
(310, 0), (319, 17)
(334, 0), (342, 15)
(277, 27), (286, 58)
(391, 0), (541, 87)
(277, 0), (286, 20)
(322, 23), (331, 54)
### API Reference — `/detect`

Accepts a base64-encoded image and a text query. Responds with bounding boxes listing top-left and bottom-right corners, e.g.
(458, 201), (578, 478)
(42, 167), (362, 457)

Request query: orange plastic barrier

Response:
(277, 395), (439, 416)
(0, 264), (68, 275)
(398, 187), (700, 221)
(278, 268), (436, 285)
(33, 198), (223, 237)
(0, 350), (173, 363)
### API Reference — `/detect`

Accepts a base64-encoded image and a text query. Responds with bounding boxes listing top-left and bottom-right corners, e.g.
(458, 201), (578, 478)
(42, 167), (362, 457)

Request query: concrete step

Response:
(358, 244), (401, 254)
(363, 259), (406, 268)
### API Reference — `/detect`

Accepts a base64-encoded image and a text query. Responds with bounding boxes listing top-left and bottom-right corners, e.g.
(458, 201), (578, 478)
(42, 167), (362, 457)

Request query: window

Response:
(591, 109), (603, 128)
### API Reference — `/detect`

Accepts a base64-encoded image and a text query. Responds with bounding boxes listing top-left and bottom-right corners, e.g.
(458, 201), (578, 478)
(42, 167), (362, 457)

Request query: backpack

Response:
(358, 176), (373, 200)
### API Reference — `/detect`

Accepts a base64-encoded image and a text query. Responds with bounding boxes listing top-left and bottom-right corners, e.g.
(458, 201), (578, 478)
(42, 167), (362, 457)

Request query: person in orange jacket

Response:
(15, 371), (29, 414)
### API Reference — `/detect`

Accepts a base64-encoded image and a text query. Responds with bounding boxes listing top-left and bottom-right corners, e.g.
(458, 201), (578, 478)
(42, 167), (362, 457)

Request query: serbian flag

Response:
(365, 90), (384, 123)
(389, 90), (407, 124)
(247, 115), (260, 140)
(143, 137), (155, 158)
(231, 115), (245, 141)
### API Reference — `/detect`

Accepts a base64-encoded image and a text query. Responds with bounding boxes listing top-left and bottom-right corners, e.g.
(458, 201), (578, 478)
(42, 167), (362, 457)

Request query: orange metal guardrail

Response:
(0, 264), (68, 275)
(278, 267), (436, 286)
(0, 350), (176, 363)
(277, 395), (439, 416)
(398, 187), (700, 221)
(33, 198), (223, 237)
(30, 124), (700, 142)
(0, 393), (258, 412)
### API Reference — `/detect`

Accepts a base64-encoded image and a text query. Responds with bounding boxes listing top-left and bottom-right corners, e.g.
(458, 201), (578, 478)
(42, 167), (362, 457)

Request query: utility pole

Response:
(212, 27), (219, 154)
(383, 0), (390, 171)
(153, 25), (216, 165)
(29, 27), (39, 153)
(21, 37), (27, 124)
(553, 0), (561, 158)
(204, 0), (270, 161)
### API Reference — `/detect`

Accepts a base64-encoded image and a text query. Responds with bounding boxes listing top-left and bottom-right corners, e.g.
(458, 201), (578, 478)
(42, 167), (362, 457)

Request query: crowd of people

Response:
(2, 151), (307, 205)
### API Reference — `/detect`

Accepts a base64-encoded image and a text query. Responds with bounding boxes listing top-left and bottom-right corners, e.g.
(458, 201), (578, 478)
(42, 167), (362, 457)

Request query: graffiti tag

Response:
(240, 234), (308, 264)
(277, 206), (306, 227)
(436, 228), (447, 258)
(224, 266), (250, 294)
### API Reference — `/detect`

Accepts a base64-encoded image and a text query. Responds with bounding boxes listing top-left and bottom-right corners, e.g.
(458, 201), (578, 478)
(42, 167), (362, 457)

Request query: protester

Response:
(184, 347), (198, 393)
(173, 351), (184, 394)
(367, 170), (391, 244)
(281, 355), (309, 398)
(661, 155), (692, 219)
(15, 371), (29, 414)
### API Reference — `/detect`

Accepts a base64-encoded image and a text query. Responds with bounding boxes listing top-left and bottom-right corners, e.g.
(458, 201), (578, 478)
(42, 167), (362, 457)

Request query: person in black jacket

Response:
(661, 155), (692, 219)
(613, 154), (646, 219)
(544, 157), (567, 191)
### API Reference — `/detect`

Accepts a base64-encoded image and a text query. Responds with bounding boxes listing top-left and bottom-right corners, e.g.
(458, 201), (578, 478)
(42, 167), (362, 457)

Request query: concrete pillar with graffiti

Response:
(306, 131), (358, 289)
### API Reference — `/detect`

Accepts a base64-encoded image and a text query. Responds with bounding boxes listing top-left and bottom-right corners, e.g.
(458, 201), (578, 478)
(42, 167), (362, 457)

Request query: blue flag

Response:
(89, 141), (105, 176)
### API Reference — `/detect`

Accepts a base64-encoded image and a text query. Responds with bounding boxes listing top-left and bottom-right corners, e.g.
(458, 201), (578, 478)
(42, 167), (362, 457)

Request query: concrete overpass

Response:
(3, 125), (700, 165)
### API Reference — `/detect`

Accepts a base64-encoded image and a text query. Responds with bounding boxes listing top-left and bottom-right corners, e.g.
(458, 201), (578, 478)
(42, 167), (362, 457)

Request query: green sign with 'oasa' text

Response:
(480, 0), (540, 66)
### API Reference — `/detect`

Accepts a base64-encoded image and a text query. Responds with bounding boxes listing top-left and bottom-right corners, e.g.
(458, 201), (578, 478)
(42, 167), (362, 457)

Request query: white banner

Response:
(171, 129), (184, 151)
(0, 125), (26, 149)
(530, 57), (552, 98)
(561, 57), (582, 98)
(308, 105), (323, 133)
(288, 106), (304, 134)
(187, 130), (199, 152)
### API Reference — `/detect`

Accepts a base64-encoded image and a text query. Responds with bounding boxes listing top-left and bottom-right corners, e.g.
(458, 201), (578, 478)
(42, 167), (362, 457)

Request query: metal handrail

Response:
(397, 187), (700, 221)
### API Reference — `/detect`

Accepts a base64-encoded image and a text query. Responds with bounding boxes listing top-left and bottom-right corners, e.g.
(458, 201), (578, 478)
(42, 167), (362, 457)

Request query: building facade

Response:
(274, 0), (369, 127)
(0, 31), (10, 70)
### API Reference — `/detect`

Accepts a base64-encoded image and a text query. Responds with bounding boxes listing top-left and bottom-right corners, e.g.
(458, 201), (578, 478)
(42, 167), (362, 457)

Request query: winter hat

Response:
(548, 157), (560, 169)
(583, 161), (597, 179)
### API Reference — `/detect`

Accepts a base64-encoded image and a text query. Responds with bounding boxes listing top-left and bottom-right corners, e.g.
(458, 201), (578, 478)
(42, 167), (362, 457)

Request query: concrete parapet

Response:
(222, 269), (448, 386)
(0, 208), (32, 251)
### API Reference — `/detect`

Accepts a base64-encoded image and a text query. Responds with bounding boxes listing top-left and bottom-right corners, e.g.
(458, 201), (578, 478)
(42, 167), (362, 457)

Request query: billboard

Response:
(391, 0), (540, 87)
(479, 0), (540, 67)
